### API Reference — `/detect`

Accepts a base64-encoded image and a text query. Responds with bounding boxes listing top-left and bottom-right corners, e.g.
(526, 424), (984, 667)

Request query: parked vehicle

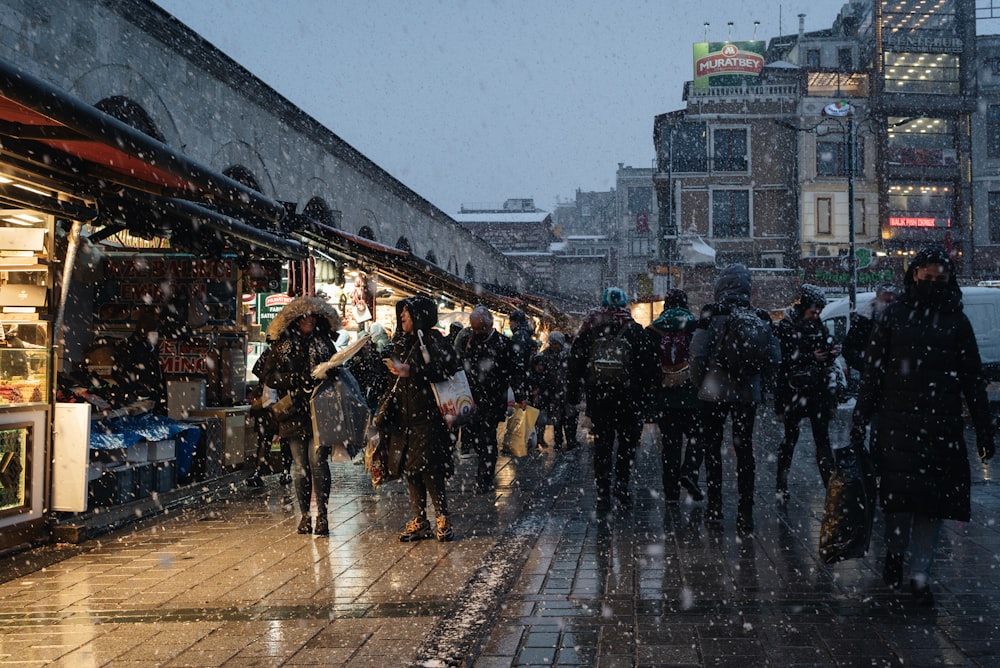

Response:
(821, 287), (1000, 404)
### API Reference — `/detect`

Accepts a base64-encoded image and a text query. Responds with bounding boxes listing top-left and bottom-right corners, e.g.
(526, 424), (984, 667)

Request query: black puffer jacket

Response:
(773, 307), (834, 413)
(261, 296), (341, 439)
(854, 256), (993, 521)
(454, 327), (526, 424)
(383, 296), (458, 478)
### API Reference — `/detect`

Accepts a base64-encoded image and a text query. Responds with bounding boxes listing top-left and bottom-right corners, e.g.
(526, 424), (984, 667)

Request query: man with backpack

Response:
(691, 264), (781, 535)
(568, 287), (656, 509)
(644, 289), (704, 505)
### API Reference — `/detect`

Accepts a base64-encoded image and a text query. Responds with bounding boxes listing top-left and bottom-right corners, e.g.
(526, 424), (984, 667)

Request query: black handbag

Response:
(373, 379), (401, 434)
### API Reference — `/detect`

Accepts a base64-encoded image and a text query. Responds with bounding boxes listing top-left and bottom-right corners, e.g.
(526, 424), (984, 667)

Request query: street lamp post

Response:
(824, 101), (857, 314)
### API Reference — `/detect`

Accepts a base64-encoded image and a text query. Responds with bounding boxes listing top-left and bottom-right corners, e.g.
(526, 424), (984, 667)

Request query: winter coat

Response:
(644, 306), (701, 416)
(112, 332), (166, 414)
(382, 295), (458, 478)
(455, 326), (526, 425)
(260, 296), (341, 440)
(567, 305), (656, 419)
(773, 307), (835, 414)
(854, 282), (994, 521)
(531, 346), (569, 411)
(690, 264), (780, 404)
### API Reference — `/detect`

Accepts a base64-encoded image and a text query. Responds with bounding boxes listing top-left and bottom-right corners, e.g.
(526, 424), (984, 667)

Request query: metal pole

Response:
(848, 114), (857, 315)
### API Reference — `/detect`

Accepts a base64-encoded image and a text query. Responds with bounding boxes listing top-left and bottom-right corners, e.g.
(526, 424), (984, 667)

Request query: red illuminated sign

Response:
(888, 216), (948, 228)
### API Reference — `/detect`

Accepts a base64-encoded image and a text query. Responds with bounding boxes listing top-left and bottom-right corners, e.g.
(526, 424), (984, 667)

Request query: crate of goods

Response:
(88, 465), (136, 507)
(147, 440), (176, 461)
(125, 442), (149, 463)
(153, 460), (176, 493)
(90, 447), (126, 465)
(133, 463), (154, 499)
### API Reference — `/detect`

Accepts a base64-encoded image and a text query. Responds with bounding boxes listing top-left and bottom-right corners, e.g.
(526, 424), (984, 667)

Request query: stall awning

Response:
(294, 219), (528, 316)
(0, 58), (300, 257)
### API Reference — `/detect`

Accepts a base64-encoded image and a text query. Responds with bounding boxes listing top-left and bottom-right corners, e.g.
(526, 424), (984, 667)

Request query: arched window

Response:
(425, 250), (438, 265)
(396, 236), (412, 252)
(94, 96), (165, 142)
(303, 197), (336, 227)
(447, 256), (459, 274)
(222, 165), (262, 192)
(464, 262), (476, 281)
(358, 226), (376, 241)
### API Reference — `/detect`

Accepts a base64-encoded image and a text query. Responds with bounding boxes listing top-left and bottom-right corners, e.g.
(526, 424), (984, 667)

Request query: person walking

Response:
(382, 295), (460, 542)
(454, 305), (526, 493)
(532, 331), (577, 450)
(691, 264), (780, 535)
(773, 285), (841, 500)
(567, 287), (656, 509)
(260, 296), (342, 536)
(644, 289), (703, 505)
(850, 245), (995, 605)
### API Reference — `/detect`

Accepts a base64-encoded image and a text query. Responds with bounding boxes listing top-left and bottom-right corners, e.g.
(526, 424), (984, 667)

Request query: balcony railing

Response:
(684, 82), (800, 101)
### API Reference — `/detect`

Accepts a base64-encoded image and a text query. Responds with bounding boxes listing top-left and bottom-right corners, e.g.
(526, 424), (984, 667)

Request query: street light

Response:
(823, 101), (857, 314)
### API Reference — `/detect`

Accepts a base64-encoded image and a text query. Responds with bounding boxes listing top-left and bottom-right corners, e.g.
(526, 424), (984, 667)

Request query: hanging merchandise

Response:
(352, 272), (372, 323)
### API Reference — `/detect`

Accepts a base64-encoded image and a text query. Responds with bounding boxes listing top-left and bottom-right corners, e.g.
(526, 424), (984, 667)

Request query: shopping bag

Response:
(364, 427), (397, 488)
(502, 405), (540, 458)
(819, 445), (876, 564)
(430, 370), (477, 429)
(311, 371), (369, 460)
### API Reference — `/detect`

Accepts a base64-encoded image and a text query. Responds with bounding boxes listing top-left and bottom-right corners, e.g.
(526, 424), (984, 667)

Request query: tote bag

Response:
(430, 370), (477, 429)
(502, 405), (540, 458)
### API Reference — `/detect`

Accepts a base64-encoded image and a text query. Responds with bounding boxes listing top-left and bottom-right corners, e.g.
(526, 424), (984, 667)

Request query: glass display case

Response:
(0, 322), (49, 405)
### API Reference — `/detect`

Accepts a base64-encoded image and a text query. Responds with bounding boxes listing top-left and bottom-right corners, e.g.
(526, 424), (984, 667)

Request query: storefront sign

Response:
(889, 216), (950, 228)
(800, 255), (905, 290)
(692, 41), (765, 89)
(96, 255), (239, 327)
(255, 293), (293, 333)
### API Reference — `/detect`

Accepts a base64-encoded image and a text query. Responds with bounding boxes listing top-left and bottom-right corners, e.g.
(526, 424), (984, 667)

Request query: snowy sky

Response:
(153, 1), (846, 215)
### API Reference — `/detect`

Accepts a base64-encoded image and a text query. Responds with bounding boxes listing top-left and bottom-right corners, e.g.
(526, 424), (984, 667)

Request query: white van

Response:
(821, 287), (1000, 402)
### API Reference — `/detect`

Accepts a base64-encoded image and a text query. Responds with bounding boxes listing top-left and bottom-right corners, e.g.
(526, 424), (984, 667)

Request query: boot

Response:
(435, 516), (454, 542)
(883, 552), (904, 589)
(313, 515), (329, 536)
(399, 517), (432, 542)
(296, 514), (312, 535)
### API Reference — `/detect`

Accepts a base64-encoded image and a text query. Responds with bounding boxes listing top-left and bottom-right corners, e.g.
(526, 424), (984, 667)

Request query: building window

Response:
(855, 198), (868, 236)
(887, 183), (952, 228)
(816, 197), (832, 235)
(838, 48), (853, 70)
(627, 187), (651, 214)
(806, 49), (821, 67)
(712, 128), (748, 172)
(989, 193), (1000, 244)
(883, 51), (960, 95)
(711, 189), (750, 238)
(888, 116), (955, 165)
(669, 122), (707, 173)
(464, 262), (476, 281)
(989, 106), (1000, 159)
(817, 138), (862, 177)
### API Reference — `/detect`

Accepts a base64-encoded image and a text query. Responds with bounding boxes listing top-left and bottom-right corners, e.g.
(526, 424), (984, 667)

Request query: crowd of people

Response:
(248, 244), (995, 607)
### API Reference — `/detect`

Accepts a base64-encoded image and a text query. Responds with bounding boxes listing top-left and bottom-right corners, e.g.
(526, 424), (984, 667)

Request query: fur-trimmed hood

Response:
(266, 295), (341, 341)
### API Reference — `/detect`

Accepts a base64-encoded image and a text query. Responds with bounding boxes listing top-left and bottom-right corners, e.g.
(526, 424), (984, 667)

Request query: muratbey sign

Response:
(693, 41), (765, 88)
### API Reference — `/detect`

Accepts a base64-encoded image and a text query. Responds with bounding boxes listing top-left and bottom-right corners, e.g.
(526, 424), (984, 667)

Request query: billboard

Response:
(693, 41), (765, 89)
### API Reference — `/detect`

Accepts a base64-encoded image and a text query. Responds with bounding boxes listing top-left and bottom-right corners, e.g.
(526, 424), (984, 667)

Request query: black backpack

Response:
(711, 306), (772, 381)
(587, 323), (632, 386)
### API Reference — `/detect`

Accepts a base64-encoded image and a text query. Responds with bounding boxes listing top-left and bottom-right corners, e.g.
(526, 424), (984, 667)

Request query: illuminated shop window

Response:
(883, 51), (960, 95)
(887, 117), (955, 165)
(887, 183), (952, 228)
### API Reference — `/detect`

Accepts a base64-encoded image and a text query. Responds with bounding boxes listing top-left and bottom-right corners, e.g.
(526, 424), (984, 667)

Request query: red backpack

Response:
(651, 326), (691, 388)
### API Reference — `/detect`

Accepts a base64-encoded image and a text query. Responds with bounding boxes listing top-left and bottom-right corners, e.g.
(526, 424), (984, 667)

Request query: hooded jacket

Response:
(260, 296), (341, 439)
(854, 246), (994, 520)
(773, 303), (835, 412)
(690, 264), (780, 404)
(382, 295), (458, 477)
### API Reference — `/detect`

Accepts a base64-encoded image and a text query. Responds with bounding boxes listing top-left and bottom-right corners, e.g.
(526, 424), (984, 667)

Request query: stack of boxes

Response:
(87, 439), (177, 508)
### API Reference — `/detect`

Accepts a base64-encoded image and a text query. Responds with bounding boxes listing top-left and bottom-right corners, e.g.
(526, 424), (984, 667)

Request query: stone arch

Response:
(212, 141), (276, 196)
(94, 95), (165, 142)
(358, 226), (376, 241)
(222, 165), (263, 192)
(396, 236), (412, 253)
(303, 197), (337, 227)
(447, 255), (459, 275)
(464, 262), (476, 282)
(72, 64), (183, 146)
(425, 250), (438, 265)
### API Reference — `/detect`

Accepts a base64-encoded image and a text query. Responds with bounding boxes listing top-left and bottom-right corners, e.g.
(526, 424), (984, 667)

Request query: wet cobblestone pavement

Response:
(1, 406), (998, 667)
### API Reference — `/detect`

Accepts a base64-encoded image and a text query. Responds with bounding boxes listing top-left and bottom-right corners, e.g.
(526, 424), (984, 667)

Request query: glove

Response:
(311, 360), (335, 380)
(977, 431), (996, 462)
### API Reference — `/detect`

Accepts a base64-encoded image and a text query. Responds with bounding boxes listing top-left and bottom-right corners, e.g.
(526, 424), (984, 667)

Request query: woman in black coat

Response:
(382, 295), (459, 542)
(851, 245), (995, 605)
(262, 296), (341, 536)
